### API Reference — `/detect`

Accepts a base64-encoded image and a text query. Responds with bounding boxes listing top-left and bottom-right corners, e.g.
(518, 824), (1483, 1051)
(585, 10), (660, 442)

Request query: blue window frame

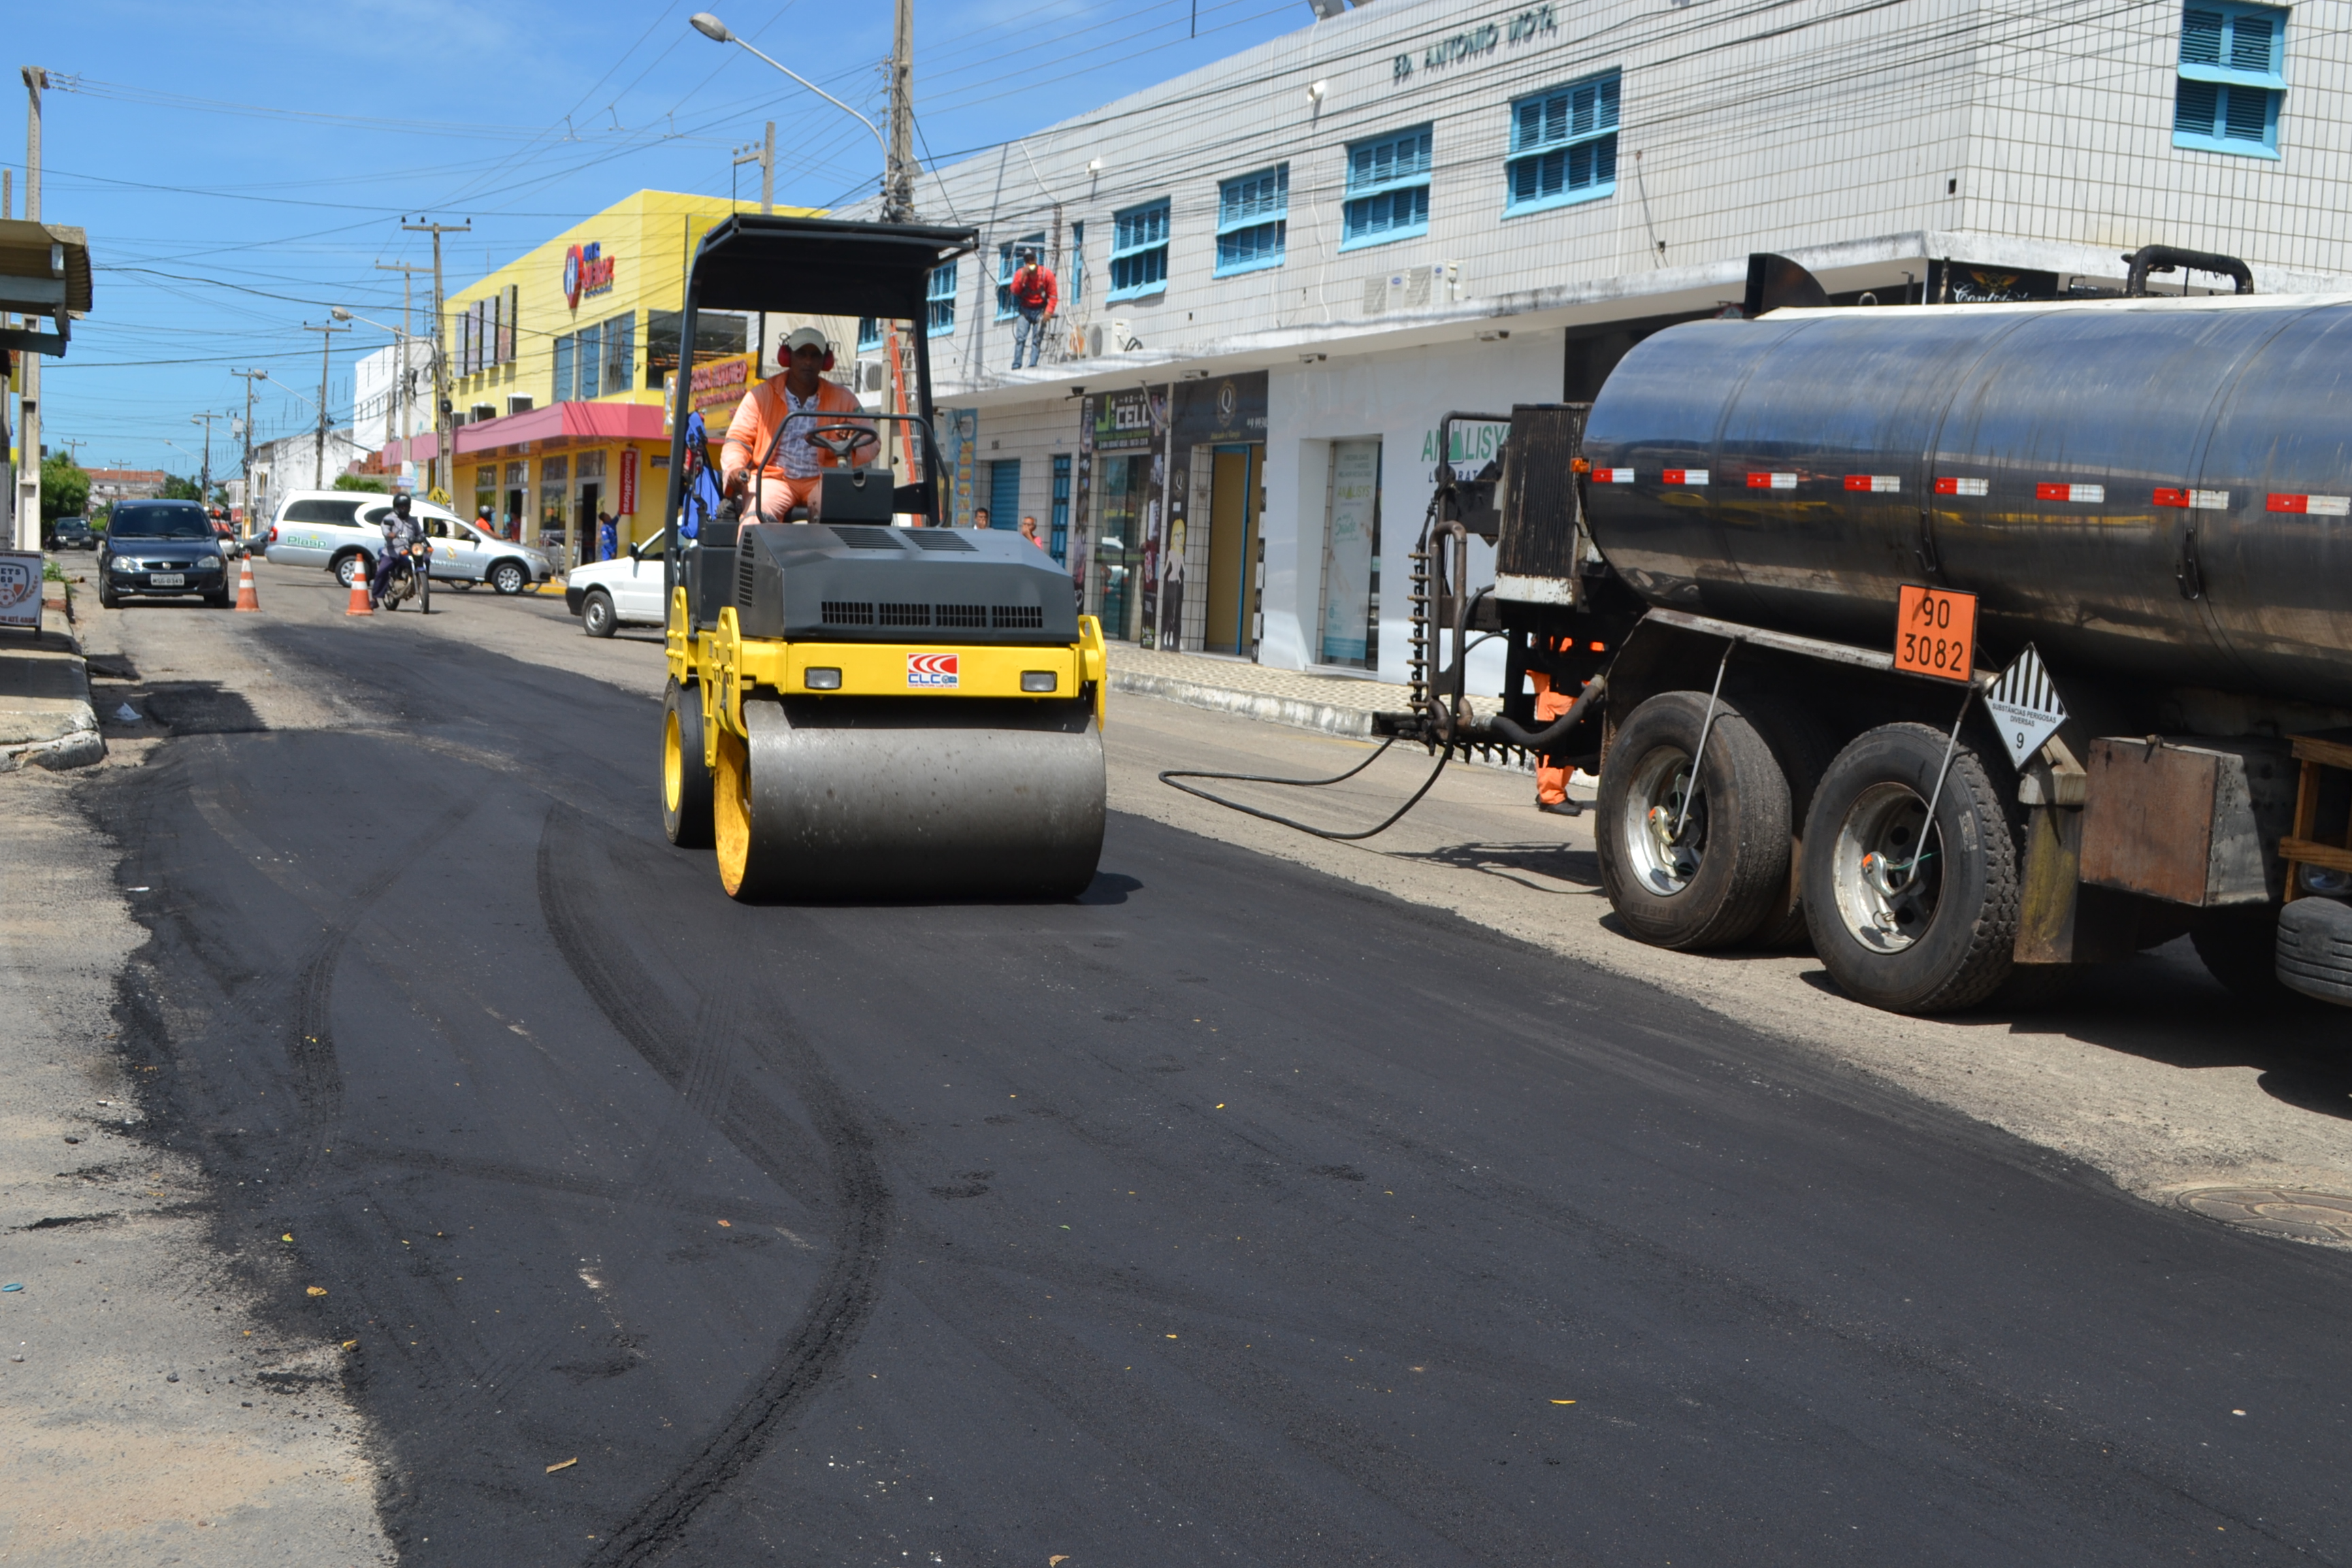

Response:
(857, 316), (883, 353)
(1109, 199), (1171, 301)
(1215, 165), (1288, 276)
(1506, 71), (1620, 214)
(1050, 454), (1071, 563)
(1069, 221), (1085, 307)
(926, 262), (958, 336)
(2174, 3), (2285, 158)
(1342, 125), (1433, 250)
(996, 232), (1049, 319)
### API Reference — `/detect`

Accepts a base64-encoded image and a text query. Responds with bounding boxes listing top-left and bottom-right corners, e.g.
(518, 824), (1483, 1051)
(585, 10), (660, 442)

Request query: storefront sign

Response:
(1173, 372), (1268, 450)
(1092, 387), (1158, 453)
(1422, 417), (1510, 482)
(943, 409), (979, 527)
(688, 353), (757, 421)
(0, 552), (40, 630)
(618, 447), (640, 517)
(1392, 3), (1556, 81)
(562, 241), (617, 311)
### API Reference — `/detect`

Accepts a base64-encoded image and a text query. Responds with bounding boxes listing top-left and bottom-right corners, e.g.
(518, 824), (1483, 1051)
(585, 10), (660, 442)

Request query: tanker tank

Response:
(1579, 293), (2352, 709)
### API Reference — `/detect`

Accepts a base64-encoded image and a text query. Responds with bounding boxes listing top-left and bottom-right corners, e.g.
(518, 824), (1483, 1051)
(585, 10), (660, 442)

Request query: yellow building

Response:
(395, 189), (824, 564)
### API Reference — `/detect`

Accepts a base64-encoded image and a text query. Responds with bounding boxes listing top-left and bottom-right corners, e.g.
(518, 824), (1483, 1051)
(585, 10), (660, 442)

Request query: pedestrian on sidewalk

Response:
(1019, 514), (1046, 550)
(1008, 248), (1058, 370)
(597, 512), (618, 564)
(973, 507), (992, 532)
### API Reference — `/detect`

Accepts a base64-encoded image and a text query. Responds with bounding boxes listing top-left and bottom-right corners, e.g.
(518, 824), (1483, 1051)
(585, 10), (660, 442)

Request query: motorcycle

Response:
(378, 540), (432, 613)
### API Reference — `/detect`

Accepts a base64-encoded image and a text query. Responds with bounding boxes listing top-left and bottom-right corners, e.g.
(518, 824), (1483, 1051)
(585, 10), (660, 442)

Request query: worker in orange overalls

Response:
(721, 325), (870, 522)
(1531, 638), (1590, 816)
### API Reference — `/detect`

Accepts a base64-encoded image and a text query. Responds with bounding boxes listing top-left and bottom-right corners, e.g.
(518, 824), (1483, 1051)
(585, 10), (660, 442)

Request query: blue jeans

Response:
(1012, 312), (1047, 370)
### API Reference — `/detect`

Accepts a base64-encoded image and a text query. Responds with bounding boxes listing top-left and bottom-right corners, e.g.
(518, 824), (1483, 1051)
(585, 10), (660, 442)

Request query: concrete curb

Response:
(1109, 669), (1377, 739)
(0, 602), (104, 774)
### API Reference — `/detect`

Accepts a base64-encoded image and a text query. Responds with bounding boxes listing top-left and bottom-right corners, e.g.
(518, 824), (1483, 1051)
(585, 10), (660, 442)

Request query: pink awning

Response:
(377, 401), (671, 466)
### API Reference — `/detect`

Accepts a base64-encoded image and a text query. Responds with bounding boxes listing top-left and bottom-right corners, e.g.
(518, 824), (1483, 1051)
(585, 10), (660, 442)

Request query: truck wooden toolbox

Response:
(1399, 254), (2352, 1013)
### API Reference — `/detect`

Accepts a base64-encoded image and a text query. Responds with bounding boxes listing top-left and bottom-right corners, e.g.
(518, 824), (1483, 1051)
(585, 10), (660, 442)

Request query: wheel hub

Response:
(1624, 747), (1705, 895)
(1830, 783), (1940, 952)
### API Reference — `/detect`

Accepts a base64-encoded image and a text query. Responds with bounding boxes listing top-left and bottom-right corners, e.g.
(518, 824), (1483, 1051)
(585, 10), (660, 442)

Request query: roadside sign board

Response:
(1894, 584), (1977, 683)
(0, 553), (40, 630)
(1983, 644), (2068, 768)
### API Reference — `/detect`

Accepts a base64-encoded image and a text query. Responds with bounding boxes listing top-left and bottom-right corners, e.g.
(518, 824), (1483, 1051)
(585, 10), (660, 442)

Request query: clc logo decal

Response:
(906, 652), (960, 687)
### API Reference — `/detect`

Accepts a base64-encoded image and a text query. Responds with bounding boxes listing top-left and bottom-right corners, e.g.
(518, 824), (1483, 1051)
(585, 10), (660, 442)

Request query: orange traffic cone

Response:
(233, 555), (261, 612)
(345, 557), (373, 617)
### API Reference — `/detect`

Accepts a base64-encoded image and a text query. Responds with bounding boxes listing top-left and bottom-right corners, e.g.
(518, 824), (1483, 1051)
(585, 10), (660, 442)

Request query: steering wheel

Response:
(808, 423), (881, 465)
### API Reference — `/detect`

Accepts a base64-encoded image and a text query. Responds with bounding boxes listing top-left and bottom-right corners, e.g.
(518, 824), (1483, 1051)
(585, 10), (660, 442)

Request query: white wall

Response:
(1264, 331), (1561, 681)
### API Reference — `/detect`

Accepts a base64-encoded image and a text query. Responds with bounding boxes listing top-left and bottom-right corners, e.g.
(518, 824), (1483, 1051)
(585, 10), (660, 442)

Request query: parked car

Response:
(98, 501), (231, 609)
(49, 516), (92, 551)
(261, 489), (554, 595)
(564, 529), (670, 637)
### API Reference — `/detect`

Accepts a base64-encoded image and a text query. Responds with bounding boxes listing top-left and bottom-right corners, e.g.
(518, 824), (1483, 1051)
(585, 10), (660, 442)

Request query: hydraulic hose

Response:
(1158, 737), (1455, 843)
(1486, 674), (1606, 751)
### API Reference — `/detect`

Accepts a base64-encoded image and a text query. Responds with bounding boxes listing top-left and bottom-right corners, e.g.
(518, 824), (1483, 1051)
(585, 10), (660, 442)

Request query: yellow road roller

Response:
(655, 216), (1109, 899)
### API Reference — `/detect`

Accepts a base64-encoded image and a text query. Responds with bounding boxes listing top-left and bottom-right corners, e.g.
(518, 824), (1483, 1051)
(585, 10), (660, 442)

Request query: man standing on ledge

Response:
(722, 326), (868, 522)
(1008, 248), (1058, 370)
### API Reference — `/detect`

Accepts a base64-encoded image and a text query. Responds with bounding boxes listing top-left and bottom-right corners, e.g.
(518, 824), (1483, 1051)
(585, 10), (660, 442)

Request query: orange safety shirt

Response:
(721, 375), (868, 489)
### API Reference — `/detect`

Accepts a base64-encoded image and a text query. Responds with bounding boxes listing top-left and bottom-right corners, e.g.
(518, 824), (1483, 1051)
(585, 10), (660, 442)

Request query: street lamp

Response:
(687, 12), (890, 198)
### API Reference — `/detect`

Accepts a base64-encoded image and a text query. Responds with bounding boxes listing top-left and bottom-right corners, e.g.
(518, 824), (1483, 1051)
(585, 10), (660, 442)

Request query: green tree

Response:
(40, 453), (88, 521)
(161, 474), (203, 502)
(332, 473), (390, 493)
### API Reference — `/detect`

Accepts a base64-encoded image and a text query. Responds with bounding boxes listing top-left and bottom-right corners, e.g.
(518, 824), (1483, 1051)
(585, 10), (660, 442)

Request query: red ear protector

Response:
(781, 339), (836, 372)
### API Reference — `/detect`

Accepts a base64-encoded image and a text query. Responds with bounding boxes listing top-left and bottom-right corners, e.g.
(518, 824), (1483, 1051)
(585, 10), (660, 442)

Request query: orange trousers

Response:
(745, 472), (823, 523)
(1529, 671), (1583, 804)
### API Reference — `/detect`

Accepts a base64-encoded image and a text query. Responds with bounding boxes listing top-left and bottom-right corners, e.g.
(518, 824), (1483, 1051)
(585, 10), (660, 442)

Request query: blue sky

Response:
(14, 0), (1307, 481)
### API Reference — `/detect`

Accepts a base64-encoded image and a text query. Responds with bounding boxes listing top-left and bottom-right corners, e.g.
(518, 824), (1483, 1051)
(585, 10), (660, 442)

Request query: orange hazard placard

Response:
(1893, 585), (1978, 683)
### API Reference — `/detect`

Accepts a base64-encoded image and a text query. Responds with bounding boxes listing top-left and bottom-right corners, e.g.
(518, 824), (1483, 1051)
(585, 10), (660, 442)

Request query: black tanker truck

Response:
(1399, 255), (2352, 1015)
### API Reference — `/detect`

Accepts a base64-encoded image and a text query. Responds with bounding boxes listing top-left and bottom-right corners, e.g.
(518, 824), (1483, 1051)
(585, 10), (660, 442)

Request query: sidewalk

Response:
(0, 574), (102, 772)
(1105, 642), (1503, 741)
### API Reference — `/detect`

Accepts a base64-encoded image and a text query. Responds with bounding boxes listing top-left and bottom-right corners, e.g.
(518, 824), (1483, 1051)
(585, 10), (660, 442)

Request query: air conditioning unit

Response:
(858, 359), (888, 393)
(506, 395), (534, 416)
(470, 403), (497, 424)
(1104, 319), (1141, 353)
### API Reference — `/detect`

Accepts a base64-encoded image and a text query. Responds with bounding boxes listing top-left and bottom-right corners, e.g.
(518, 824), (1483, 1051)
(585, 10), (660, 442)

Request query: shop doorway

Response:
(1318, 439), (1382, 669)
(576, 484), (602, 565)
(988, 459), (1021, 529)
(1203, 443), (1262, 657)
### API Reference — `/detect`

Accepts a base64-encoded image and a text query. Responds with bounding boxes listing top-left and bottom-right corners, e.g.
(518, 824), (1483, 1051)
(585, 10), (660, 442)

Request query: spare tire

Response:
(2275, 897), (2352, 1007)
(1595, 690), (1794, 951)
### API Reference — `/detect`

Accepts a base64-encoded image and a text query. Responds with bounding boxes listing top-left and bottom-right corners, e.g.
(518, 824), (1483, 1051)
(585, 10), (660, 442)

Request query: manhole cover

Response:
(2176, 1187), (2352, 1244)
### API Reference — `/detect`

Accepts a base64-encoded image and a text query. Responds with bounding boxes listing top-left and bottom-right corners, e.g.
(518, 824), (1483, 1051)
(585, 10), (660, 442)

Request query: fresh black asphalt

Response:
(89, 608), (2351, 1565)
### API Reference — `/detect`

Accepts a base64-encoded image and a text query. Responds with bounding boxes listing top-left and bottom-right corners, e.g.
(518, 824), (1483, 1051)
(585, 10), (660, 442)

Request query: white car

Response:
(565, 530), (670, 638)
(261, 489), (555, 596)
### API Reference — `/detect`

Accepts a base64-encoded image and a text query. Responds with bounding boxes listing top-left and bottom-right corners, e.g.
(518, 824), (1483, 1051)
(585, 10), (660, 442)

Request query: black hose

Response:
(1486, 674), (1606, 751)
(1158, 736), (1455, 843)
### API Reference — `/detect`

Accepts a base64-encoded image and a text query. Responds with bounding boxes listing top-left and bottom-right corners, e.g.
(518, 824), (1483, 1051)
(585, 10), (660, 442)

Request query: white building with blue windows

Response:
(862, 0), (2350, 680)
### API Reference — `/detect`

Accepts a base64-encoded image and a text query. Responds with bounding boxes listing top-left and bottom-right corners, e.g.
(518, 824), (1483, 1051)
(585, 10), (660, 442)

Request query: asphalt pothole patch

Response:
(2176, 1187), (2352, 1245)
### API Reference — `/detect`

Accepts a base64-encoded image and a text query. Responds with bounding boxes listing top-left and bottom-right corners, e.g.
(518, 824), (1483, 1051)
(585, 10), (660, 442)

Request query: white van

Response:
(263, 489), (555, 595)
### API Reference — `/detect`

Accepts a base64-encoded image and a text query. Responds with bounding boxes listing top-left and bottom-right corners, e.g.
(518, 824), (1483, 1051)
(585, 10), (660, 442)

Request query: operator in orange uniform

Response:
(721, 325), (870, 522)
(1531, 638), (1590, 816)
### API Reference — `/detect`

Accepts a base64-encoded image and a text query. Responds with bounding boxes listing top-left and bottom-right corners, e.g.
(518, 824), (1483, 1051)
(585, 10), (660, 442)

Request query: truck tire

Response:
(2276, 896), (2352, 1006)
(1595, 690), (1793, 950)
(2191, 904), (2307, 1006)
(661, 679), (715, 849)
(1732, 693), (1838, 949)
(582, 590), (617, 639)
(1800, 722), (2017, 1013)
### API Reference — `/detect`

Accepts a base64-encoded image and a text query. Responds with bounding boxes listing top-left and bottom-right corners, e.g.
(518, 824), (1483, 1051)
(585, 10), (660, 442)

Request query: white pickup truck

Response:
(263, 489), (556, 596)
(564, 529), (670, 637)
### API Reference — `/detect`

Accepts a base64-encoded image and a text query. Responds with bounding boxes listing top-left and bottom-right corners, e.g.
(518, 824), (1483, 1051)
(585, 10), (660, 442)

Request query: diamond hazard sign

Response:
(1982, 644), (2066, 768)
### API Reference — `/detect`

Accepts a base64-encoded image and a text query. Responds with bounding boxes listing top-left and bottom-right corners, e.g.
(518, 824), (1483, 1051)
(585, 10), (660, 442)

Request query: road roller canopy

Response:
(685, 214), (979, 323)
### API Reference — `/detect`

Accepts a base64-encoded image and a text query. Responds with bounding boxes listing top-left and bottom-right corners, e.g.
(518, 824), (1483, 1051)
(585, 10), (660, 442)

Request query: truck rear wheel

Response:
(2191, 904), (2307, 1007)
(1800, 723), (2016, 1013)
(661, 679), (715, 849)
(1732, 693), (1838, 949)
(1596, 691), (1793, 950)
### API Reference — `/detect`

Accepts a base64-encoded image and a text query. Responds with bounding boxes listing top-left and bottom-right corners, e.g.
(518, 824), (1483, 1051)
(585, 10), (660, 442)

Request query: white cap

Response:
(781, 325), (829, 355)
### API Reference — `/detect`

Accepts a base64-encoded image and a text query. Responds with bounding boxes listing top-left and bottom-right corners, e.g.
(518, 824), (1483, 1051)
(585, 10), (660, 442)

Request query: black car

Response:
(99, 501), (232, 608)
(50, 516), (92, 550)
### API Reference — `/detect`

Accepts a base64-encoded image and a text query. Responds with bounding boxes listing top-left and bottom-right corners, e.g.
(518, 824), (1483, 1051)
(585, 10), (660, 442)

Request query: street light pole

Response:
(301, 321), (350, 488)
(376, 261), (429, 479)
(403, 219), (471, 502)
(889, 0), (916, 221)
(16, 66), (48, 549)
(190, 411), (223, 504)
(231, 369), (265, 527)
(688, 14), (906, 217)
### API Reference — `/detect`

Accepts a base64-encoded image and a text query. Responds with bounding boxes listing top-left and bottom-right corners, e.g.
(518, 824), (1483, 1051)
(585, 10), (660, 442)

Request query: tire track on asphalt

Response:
(535, 805), (893, 1565)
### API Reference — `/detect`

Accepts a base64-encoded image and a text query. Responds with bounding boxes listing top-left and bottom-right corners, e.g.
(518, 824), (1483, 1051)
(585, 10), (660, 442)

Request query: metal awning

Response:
(0, 219), (92, 357)
(686, 214), (975, 321)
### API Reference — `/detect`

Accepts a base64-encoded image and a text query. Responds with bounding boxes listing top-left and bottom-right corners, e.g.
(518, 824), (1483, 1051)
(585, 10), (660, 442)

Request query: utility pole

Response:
(16, 66), (47, 551)
(190, 410), (222, 504)
(734, 121), (775, 214)
(403, 219), (470, 502)
(301, 321), (349, 488)
(231, 369), (265, 528)
(886, 0), (915, 221)
(374, 261), (428, 476)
